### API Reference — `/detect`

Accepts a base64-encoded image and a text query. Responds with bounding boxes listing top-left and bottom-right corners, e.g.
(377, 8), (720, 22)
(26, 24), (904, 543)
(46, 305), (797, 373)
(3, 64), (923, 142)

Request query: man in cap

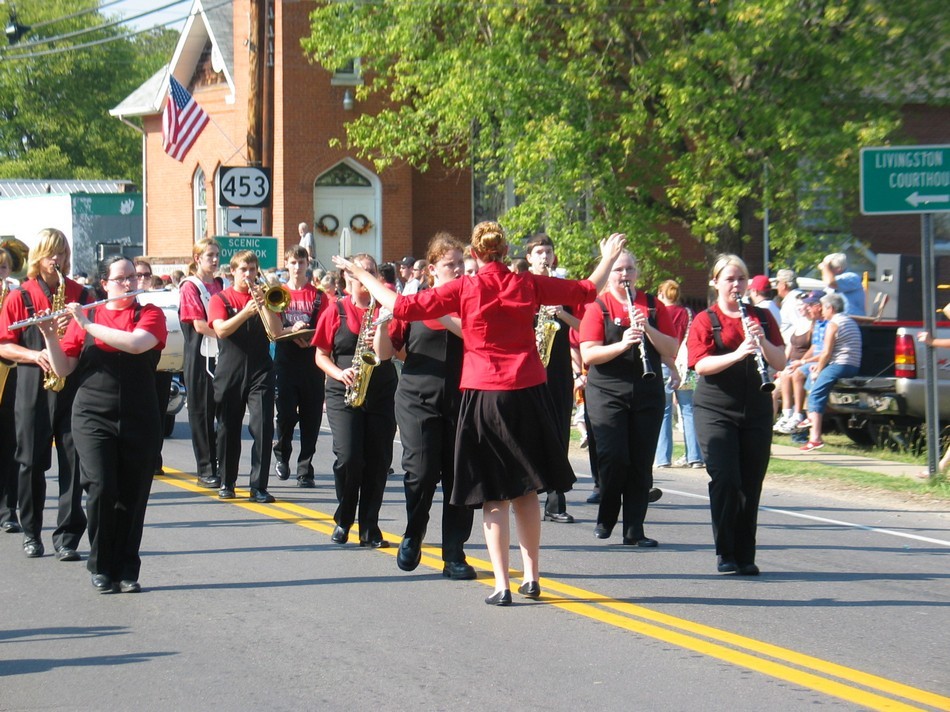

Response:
(397, 257), (414, 294)
(775, 268), (807, 342)
(748, 275), (781, 325)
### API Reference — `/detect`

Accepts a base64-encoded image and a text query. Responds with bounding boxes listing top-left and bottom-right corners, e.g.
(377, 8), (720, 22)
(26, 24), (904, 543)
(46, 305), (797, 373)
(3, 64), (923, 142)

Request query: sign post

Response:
(860, 145), (950, 478)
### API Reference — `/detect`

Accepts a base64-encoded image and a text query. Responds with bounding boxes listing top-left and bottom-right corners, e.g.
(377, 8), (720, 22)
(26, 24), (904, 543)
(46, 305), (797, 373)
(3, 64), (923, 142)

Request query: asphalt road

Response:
(1, 410), (948, 711)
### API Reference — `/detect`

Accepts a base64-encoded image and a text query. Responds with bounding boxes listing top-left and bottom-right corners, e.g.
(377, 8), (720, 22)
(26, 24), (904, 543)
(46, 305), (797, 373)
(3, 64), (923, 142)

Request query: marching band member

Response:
(579, 251), (678, 547)
(313, 254), (397, 549)
(208, 250), (282, 504)
(0, 229), (90, 561)
(0, 247), (20, 533)
(273, 246), (327, 488)
(525, 234), (582, 524)
(335, 223), (625, 606)
(38, 256), (166, 592)
(178, 238), (223, 488)
(390, 234), (475, 580)
(687, 254), (785, 575)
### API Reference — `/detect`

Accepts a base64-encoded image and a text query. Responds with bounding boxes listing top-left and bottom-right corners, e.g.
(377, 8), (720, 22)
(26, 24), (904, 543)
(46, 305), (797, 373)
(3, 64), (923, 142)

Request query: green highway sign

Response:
(215, 236), (278, 270)
(860, 145), (950, 215)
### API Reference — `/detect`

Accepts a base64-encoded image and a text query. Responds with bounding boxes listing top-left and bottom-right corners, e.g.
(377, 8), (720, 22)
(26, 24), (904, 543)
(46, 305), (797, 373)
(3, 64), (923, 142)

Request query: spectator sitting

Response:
(150, 275), (167, 291)
(799, 293), (862, 451)
(820, 252), (866, 317)
(775, 268), (807, 342)
(171, 269), (185, 289)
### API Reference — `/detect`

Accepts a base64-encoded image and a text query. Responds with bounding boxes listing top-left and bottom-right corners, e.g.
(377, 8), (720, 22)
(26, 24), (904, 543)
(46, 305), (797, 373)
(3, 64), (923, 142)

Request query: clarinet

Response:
(736, 297), (776, 393)
(621, 280), (655, 379)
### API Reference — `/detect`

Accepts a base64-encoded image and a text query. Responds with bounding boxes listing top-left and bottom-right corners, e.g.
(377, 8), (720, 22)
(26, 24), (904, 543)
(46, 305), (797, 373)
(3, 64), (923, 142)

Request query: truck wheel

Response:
(163, 413), (175, 438)
(869, 420), (921, 454)
(835, 417), (874, 447)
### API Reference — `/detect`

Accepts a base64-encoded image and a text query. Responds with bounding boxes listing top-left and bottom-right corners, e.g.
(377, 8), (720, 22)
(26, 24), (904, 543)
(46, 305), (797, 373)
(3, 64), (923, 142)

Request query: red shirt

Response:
(178, 277), (223, 324)
(311, 295), (377, 353)
(61, 303), (167, 357)
(392, 261), (597, 390)
(665, 303), (690, 345)
(207, 287), (253, 328)
(283, 283), (321, 327)
(686, 303), (783, 368)
(578, 291), (676, 345)
(0, 277), (88, 346)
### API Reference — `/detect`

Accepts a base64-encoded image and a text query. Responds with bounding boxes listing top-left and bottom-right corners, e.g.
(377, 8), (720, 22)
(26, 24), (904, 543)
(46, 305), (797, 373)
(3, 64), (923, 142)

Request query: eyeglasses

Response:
(108, 275), (137, 284)
(136, 272), (152, 279)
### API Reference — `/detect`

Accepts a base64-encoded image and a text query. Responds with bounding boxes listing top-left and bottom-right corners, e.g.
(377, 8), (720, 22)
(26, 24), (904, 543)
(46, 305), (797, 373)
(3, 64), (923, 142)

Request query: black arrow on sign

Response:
(232, 215), (260, 227)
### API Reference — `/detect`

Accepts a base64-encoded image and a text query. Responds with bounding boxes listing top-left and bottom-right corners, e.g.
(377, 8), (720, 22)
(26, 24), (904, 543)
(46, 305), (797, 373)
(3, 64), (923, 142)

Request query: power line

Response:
(28, 0), (131, 31)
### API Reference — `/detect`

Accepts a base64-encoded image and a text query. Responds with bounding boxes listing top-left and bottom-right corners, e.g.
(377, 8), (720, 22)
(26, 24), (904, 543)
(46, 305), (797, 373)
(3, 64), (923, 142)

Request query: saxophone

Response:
(343, 296), (381, 408)
(534, 260), (561, 367)
(43, 266), (67, 392)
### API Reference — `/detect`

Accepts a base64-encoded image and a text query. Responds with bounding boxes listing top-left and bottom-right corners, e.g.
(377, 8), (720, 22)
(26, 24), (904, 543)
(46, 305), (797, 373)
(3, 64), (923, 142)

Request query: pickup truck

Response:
(826, 319), (950, 453)
(138, 289), (185, 437)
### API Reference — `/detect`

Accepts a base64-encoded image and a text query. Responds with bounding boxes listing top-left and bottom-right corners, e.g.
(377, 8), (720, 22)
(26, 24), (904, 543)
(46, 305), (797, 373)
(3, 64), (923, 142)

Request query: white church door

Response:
(311, 160), (380, 271)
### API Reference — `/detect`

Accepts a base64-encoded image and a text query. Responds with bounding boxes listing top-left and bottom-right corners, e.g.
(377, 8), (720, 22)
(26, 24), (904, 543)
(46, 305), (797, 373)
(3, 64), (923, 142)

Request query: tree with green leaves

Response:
(302, 0), (947, 279)
(0, 0), (176, 181)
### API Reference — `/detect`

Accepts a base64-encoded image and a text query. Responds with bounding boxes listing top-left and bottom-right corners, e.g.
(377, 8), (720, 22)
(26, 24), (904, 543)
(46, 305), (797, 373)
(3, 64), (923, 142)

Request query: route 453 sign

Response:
(860, 145), (950, 215)
(218, 166), (271, 208)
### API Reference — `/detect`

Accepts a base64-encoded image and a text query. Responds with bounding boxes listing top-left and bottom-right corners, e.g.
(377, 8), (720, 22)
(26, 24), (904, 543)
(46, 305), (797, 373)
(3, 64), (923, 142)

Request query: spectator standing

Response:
(775, 269), (807, 342)
(298, 222), (314, 265)
(820, 252), (866, 317)
(397, 257), (414, 293)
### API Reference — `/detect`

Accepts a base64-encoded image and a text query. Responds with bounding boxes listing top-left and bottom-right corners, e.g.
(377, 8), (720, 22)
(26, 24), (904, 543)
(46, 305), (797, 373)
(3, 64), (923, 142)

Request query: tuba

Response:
(43, 266), (67, 392)
(344, 296), (381, 408)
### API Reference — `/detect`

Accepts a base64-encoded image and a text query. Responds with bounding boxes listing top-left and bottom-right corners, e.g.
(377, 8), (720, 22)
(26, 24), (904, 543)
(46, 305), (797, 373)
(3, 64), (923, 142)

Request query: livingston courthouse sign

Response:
(860, 145), (950, 215)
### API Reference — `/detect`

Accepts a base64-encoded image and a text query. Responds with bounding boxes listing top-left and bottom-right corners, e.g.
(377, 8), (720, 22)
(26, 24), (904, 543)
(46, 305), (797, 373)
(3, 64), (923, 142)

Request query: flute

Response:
(7, 290), (147, 331)
(621, 279), (655, 379)
(736, 296), (776, 393)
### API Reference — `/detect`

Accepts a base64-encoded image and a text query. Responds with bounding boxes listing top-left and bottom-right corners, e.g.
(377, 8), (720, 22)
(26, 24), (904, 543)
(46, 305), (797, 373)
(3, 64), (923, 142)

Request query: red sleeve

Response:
(0, 289), (28, 345)
(686, 310), (715, 367)
(178, 281), (207, 324)
(388, 318), (409, 353)
(533, 275), (597, 309)
(763, 309), (782, 347)
(60, 319), (85, 358)
(138, 303), (169, 350)
(579, 300), (606, 344)
(392, 280), (462, 322)
(207, 292), (229, 328)
(652, 299), (677, 338)
(311, 302), (341, 352)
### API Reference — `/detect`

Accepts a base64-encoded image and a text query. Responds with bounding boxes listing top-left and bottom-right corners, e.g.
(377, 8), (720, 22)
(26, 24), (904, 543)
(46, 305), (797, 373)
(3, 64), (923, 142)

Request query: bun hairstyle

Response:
(658, 279), (681, 304)
(709, 253), (749, 283)
(470, 221), (508, 263)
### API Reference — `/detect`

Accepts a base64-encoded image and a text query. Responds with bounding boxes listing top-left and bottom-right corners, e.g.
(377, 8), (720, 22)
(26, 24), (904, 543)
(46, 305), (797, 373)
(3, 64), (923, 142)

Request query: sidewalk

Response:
(769, 440), (926, 479)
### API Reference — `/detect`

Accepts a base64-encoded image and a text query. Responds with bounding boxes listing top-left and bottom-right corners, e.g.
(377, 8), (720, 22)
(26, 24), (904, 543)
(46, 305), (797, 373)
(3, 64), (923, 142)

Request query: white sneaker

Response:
(773, 416), (790, 433)
(778, 414), (804, 434)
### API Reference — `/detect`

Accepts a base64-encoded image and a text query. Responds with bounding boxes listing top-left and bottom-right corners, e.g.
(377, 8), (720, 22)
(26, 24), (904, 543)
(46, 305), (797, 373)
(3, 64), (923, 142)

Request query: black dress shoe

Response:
(330, 525), (349, 544)
(544, 511), (575, 523)
(196, 475), (221, 489)
(648, 488), (663, 503)
(55, 547), (81, 562)
(296, 476), (316, 488)
(1, 520), (22, 533)
(119, 580), (141, 593)
(738, 563), (760, 576)
(249, 489), (275, 503)
(517, 581), (541, 599)
(586, 490), (601, 504)
(275, 461), (290, 480)
(359, 538), (389, 549)
(442, 561), (477, 580)
(396, 537), (422, 571)
(717, 556), (738, 573)
(484, 589), (512, 606)
(91, 574), (114, 592)
(593, 524), (612, 539)
(218, 487), (236, 499)
(23, 537), (44, 558)
(623, 536), (658, 547)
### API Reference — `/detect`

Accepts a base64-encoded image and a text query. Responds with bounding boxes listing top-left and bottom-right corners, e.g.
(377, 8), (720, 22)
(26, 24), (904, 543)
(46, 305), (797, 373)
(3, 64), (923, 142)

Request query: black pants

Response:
(694, 405), (770, 566)
(398, 404), (472, 563)
(182, 326), (217, 480)
(214, 366), (274, 491)
(0, 368), (18, 525)
(274, 356), (325, 478)
(587, 385), (663, 539)
(153, 371), (173, 473)
(14, 365), (86, 550)
(325, 391), (395, 542)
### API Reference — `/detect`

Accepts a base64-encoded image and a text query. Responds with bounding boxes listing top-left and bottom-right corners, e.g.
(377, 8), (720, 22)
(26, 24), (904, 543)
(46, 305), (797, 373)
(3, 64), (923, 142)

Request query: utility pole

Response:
(247, 0), (271, 235)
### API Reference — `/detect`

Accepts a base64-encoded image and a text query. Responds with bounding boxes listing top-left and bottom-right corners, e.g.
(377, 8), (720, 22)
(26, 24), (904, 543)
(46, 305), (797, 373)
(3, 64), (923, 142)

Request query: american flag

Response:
(162, 76), (209, 161)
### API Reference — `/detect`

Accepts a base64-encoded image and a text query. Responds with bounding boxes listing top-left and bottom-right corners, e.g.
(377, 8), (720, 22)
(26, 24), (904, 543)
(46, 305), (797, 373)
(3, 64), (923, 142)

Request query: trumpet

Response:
(736, 295), (776, 393)
(246, 276), (291, 342)
(621, 279), (655, 379)
(7, 290), (147, 331)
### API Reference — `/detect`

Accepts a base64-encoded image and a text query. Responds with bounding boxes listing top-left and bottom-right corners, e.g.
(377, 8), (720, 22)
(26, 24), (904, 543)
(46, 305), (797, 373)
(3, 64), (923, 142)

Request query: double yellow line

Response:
(156, 470), (949, 711)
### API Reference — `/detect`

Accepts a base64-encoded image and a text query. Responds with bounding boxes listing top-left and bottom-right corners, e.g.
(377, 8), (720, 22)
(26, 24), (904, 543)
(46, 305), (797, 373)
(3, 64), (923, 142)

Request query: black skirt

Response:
(452, 384), (577, 508)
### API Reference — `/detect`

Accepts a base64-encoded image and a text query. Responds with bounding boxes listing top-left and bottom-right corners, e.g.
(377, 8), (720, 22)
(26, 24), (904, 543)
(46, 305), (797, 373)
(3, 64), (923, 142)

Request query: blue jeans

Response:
(655, 365), (703, 466)
(807, 362), (859, 413)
